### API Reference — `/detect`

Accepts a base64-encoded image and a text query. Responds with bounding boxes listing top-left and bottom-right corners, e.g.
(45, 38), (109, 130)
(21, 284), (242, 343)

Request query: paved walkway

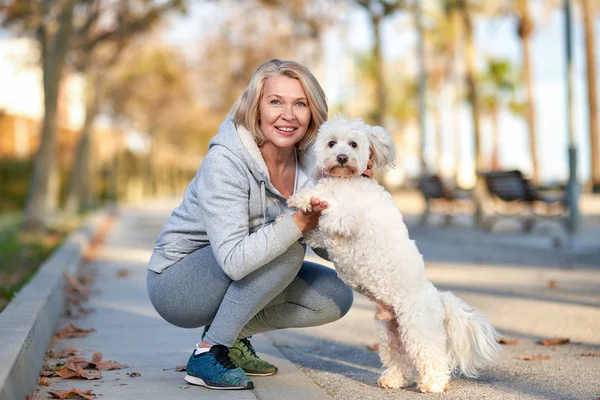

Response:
(34, 195), (600, 399)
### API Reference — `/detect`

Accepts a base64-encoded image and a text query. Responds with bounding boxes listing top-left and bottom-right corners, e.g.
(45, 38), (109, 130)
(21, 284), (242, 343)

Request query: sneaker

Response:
(229, 337), (278, 376)
(184, 345), (254, 390)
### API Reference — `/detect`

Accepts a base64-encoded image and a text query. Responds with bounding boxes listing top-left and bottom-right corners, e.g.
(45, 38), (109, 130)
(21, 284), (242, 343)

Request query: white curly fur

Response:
(288, 117), (502, 393)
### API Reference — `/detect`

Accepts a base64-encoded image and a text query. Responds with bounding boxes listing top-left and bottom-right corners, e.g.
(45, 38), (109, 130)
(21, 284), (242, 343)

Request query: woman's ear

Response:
(368, 125), (397, 173)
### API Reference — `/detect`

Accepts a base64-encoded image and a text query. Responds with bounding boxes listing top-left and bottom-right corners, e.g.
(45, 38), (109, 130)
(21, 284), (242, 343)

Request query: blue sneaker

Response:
(184, 345), (254, 390)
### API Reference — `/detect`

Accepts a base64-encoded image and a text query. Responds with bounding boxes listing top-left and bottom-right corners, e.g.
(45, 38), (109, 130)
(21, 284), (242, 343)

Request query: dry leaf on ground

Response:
(48, 388), (95, 399)
(538, 338), (570, 346)
(64, 272), (91, 295)
(368, 343), (379, 351)
(56, 348), (83, 358)
(519, 354), (551, 361)
(498, 338), (519, 345)
(54, 324), (95, 340)
(56, 360), (102, 380)
(175, 365), (187, 372)
(39, 377), (48, 386)
(547, 280), (558, 288)
(581, 353), (600, 357)
(116, 269), (129, 277)
(127, 372), (141, 377)
(90, 352), (128, 371)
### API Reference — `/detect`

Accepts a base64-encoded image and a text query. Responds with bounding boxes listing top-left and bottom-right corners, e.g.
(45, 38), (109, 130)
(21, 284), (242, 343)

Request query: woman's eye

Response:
(328, 141), (336, 148)
(270, 99), (281, 105)
(296, 101), (307, 107)
(349, 142), (357, 148)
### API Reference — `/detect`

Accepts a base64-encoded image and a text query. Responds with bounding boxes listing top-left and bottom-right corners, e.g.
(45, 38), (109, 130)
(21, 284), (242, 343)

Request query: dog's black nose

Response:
(337, 154), (348, 165)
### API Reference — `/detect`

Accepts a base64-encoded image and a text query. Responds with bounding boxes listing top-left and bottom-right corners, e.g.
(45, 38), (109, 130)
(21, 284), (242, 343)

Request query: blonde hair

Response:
(229, 59), (328, 151)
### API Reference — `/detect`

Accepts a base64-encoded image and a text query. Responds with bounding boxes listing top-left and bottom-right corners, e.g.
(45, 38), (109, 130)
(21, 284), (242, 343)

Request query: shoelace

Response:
(239, 338), (258, 358)
(213, 347), (238, 370)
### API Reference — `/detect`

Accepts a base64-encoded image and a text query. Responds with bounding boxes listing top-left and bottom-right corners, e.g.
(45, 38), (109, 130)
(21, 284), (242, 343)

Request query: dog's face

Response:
(309, 117), (397, 178)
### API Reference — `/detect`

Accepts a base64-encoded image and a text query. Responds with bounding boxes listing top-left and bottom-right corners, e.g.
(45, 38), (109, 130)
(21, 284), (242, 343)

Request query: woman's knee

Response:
(298, 262), (354, 320)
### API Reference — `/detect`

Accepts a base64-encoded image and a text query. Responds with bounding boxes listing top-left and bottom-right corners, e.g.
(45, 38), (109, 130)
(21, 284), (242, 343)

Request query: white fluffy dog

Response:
(287, 117), (501, 393)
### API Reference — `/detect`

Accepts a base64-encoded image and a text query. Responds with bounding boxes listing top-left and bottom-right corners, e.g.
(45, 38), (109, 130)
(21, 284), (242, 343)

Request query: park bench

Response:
(479, 169), (568, 232)
(417, 174), (472, 225)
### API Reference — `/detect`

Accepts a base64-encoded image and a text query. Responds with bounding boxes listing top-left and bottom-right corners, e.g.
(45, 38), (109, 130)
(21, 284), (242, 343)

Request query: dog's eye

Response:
(349, 142), (357, 148)
(328, 141), (336, 148)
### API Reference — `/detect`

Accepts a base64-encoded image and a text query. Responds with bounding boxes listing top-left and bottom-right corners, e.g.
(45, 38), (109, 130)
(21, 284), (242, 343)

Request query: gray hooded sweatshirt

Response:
(147, 117), (315, 281)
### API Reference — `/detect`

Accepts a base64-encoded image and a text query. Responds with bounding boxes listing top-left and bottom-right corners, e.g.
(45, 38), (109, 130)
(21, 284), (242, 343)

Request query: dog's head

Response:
(305, 116), (397, 179)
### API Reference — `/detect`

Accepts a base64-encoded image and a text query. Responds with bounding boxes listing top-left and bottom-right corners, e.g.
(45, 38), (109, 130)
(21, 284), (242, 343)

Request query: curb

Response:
(0, 209), (112, 400)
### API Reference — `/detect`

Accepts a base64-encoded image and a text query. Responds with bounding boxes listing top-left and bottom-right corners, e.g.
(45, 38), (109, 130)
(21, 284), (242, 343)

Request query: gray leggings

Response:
(147, 242), (353, 347)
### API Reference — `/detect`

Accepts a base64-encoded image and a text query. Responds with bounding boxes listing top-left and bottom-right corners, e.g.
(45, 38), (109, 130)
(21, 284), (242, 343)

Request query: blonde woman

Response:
(147, 59), (373, 390)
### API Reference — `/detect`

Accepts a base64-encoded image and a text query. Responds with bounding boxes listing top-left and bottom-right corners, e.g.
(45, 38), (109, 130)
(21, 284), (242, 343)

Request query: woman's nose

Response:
(281, 105), (295, 120)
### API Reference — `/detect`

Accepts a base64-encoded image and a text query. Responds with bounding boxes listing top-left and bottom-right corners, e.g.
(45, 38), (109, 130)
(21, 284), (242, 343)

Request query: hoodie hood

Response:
(209, 117), (270, 185)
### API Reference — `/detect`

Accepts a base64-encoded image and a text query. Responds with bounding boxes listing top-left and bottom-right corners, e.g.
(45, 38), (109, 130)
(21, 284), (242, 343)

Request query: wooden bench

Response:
(479, 170), (568, 232)
(417, 175), (472, 225)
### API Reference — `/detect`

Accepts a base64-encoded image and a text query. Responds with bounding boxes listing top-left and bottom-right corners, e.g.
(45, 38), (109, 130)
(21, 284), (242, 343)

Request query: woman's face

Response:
(259, 75), (311, 150)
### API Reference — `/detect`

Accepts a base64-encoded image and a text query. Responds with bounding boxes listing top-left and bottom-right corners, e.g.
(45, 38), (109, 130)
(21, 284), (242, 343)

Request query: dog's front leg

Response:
(287, 188), (317, 212)
(318, 200), (361, 238)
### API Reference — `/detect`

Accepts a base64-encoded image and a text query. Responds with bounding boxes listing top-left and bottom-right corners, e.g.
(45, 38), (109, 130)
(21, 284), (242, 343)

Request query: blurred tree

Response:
(513, 0), (540, 184)
(196, 0), (333, 116)
(479, 58), (522, 170)
(64, 0), (187, 214)
(2, 0), (77, 230)
(582, 0), (600, 191)
(103, 41), (201, 199)
(353, 0), (407, 126)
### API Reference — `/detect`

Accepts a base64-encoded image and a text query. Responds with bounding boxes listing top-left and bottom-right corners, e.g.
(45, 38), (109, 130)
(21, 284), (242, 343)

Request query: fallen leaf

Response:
(175, 365), (187, 372)
(64, 272), (91, 295)
(56, 361), (102, 380)
(368, 343), (379, 351)
(127, 372), (141, 377)
(519, 354), (551, 361)
(48, 388), (95, 399)
(56, 348), (83, 358)
(54, 324), (95, 340)
(581, 353), (600, 357)
(116, 269), (129, 277)
(89, 353), (127, 371)
(39, 377), (48, 386)
(538, 338), (569, 346)
(498, 338), (519, 345)
(547, 280), (558, 288)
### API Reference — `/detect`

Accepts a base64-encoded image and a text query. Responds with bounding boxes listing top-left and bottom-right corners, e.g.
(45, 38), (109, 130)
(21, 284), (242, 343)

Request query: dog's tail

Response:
(440, 291), (502, 378)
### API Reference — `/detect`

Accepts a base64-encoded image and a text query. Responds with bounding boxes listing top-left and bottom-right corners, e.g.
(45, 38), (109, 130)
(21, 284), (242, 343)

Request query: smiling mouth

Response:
(276, 126), (297, 136)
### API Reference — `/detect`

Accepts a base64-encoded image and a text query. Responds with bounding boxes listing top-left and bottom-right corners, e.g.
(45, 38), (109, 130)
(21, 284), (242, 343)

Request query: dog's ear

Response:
(368, 125), (397, 173)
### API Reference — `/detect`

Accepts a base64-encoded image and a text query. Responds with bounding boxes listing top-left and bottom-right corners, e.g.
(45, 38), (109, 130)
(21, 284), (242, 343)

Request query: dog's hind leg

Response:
(376, 319), (415, 389)
(396, 292), (451, 393)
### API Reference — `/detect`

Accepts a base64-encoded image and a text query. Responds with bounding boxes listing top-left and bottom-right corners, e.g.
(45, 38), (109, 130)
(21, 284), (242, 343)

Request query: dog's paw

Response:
(377, 368), (412, 389)
(417, 378), (450, 393)
(287, 194), (312, 212)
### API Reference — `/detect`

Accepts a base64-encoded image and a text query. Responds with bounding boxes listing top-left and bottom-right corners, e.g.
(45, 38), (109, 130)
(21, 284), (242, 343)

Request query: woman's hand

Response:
(292, 198), (328, 233)
(361, 153), (375, 178)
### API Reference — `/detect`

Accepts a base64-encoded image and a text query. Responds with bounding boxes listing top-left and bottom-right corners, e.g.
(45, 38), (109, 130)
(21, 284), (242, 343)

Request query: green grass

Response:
(0, 213), (71, 313)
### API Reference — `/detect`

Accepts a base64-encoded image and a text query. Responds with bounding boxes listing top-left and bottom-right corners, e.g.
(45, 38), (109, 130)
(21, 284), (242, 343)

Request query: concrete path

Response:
(32, 201), (329, 400)
(33, 195), (600, 399)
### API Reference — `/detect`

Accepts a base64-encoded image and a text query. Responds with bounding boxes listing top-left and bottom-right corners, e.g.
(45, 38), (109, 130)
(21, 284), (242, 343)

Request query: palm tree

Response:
(514, 0), (541, 185)
(479, 58), (522, 170)
(582, 0), (600, 191)
(354, 0), (406, 126)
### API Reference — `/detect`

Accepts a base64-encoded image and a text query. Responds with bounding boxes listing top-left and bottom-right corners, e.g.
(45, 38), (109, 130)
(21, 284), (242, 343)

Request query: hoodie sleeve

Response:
(196, 148), (303, 281)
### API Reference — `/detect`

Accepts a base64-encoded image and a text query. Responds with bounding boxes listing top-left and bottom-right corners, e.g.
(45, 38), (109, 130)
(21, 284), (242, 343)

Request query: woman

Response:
(147, 59), (372, 390)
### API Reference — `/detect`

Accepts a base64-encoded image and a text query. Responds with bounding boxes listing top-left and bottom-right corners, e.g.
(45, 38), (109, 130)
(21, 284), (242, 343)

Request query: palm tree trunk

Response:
(582, 0), (600, 191)
(491, 110), (501, 170)
(372, 15), (385, 126)
(23, 0), (76, 230)
(518, 0), (540, 184)
(460, 1), (486, 225)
